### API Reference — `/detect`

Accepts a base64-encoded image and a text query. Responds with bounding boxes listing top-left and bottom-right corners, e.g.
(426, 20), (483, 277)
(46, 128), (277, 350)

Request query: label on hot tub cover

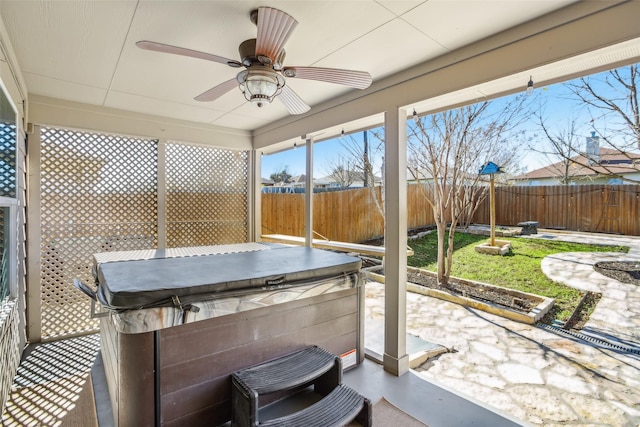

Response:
(341, 348), (357, 370)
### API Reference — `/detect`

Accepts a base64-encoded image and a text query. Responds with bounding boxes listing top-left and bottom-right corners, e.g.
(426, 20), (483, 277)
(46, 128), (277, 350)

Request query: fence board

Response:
(475, 184), (640, 235)
(262, 184), (640, 243)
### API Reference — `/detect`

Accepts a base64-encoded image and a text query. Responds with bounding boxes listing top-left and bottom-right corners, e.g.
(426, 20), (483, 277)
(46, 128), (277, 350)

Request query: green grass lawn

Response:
(407, 231), (629, 322)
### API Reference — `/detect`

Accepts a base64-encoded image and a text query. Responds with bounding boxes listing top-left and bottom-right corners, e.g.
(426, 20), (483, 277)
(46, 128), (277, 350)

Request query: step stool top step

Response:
(260, 384), (367, 427)
(233, 346), (338, 394)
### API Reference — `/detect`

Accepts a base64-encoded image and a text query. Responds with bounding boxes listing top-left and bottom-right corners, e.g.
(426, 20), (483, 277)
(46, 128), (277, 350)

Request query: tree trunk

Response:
(445, 224), (457, 282)
(436, 221), (447, 285)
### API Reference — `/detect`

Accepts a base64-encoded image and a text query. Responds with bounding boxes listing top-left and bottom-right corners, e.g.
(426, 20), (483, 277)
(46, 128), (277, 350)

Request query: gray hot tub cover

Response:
(94, 246), (361, 310)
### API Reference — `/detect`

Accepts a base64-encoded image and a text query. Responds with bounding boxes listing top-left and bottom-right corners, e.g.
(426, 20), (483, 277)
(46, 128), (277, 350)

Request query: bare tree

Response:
(322, 159), (355, 189)
(408, 98), (526, 286)
(566, 64), (639, 150)
(529, 64), (640, 182)
(269, 167), (292, 184)
(339, 130), (385, 222)
(531, 116), (585, 184)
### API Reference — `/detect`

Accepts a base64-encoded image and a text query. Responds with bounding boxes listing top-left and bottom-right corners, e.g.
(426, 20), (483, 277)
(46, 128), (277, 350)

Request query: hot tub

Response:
(89, 243), (364, 426)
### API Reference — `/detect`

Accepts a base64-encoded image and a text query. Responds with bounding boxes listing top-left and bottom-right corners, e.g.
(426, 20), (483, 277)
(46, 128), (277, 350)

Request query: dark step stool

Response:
(231, 346), (371, 427)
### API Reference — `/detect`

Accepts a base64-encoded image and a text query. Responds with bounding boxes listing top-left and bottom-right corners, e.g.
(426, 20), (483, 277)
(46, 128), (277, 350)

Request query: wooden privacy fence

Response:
(262, 185), (437, 243)
(262, 184), (640, 242)
(262, 188), (382, 243)
(473, 184), (640, 236)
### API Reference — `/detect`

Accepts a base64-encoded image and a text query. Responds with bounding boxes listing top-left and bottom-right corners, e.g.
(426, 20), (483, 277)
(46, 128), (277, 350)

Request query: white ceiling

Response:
(1, 0), (585, 132)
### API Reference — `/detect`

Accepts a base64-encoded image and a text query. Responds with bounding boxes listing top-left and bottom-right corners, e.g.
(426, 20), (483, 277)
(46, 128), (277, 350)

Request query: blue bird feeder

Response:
(479, 161), (503, 175)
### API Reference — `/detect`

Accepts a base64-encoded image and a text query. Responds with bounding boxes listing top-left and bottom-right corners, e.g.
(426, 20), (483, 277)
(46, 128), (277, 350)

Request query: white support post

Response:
(26, 125), (42, 342)
(304, 136), (314, 247)
(248, 149), (261, 242)
(157, 139), (167, 249)
(383, 108), (409, 376)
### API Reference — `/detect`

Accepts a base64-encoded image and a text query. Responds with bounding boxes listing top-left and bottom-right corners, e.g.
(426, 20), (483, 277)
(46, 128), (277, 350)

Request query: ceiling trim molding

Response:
(29, 95), (252, 149)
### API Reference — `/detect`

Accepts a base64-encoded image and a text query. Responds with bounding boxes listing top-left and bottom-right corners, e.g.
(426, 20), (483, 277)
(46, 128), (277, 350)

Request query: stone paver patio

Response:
(365, 231), (640, 426)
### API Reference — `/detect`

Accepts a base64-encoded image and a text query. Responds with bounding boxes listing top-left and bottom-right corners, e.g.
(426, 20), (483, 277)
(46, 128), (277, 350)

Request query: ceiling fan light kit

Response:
(136, 6), (372, 115)
(237, 66), (285, 107)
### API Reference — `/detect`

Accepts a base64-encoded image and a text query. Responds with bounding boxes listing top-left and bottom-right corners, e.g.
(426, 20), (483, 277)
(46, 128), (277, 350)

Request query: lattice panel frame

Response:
(0, 301), (20, 414)
(0, 207), (7, 303)
(166, 143), (249, 247)
(39, 127), (158, 339)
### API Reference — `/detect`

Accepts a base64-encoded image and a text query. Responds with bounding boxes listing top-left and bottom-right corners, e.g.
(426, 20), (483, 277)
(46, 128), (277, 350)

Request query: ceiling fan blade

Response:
(283, 66), (372, 90)
(278, 85), (310, 115)
(255, 7), (298, 63)
(194, 78), (238, 102)
(136, 40), (241, 67)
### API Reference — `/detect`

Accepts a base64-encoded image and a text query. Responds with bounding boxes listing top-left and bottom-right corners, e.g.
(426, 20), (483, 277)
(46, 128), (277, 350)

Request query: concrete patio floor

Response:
(4, 230), (640, 426)
(365, 230), (640, 426)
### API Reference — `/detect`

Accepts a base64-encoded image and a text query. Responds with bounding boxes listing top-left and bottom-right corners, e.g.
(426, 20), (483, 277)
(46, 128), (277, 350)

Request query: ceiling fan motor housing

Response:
(239, 39), (257, 66)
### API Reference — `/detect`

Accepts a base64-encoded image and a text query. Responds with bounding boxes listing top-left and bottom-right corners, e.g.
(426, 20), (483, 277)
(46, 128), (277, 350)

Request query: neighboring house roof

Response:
(407, 167), (490, 183)
(315, 171), (382, 187)
(514, 148), (640, 181)
(266, 174), (306, 187)
(288, 174), (306, 184)
(407, 168), (433, 181)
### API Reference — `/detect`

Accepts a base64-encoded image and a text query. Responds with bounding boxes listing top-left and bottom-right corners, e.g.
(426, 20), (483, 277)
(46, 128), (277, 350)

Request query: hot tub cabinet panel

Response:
(101, 321), (156, 427)
(103, 288), (362, 426)
(95, 245), (364, 426)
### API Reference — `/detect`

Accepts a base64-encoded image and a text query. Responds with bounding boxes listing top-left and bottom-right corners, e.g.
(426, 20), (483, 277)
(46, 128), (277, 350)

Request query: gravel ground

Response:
(594, 261), (640, 285)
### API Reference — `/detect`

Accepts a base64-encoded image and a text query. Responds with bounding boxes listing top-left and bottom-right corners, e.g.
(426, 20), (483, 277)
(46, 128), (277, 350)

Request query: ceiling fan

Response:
(136, 6), (372, 115)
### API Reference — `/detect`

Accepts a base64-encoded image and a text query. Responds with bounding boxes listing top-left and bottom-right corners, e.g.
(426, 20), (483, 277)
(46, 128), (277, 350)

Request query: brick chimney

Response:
(585, 131), (600, 166)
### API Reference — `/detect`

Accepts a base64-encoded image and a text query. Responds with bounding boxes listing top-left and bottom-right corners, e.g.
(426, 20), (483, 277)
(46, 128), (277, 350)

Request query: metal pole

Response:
(363, 131), (369, 187)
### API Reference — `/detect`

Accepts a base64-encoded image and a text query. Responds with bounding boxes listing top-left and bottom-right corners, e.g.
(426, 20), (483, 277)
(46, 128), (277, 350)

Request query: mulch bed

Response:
(593, 261), (640, 285)
(406, 270), (538, 313)
(367, 267), (540, 313)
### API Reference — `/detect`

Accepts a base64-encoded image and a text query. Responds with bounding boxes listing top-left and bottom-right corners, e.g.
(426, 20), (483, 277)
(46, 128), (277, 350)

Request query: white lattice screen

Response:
(166, 143), (249, 247)
(39, 128), (158, 338)
(37, 128), (249, 339)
